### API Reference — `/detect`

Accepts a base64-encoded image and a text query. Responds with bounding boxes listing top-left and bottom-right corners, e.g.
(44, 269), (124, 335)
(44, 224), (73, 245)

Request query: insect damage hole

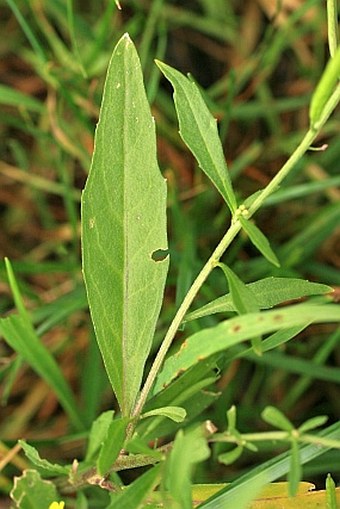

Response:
(151, 248), (169, 262)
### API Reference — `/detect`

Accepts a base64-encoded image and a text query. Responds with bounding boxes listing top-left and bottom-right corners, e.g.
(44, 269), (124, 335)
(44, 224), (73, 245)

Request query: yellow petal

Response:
(49, 502), (65, 509)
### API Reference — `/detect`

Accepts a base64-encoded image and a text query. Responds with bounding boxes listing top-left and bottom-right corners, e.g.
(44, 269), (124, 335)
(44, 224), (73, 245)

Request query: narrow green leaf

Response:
(156, 60), (237, 212)
(138, 356), (220, 437)
(239, 217), (280, 267)
(85, 410), (114, 462)
(217, 263), (259, 315)
(149, 355), (219, 399)
(310, 46), (340, 125)
(261, 406), (294, 432)
(125, 436), (163, 458)
(218, 446), (243, 466)
(108, 464), (161, 509)
(0, 84), (44, 112)
(155, 303), (340, 392)
(10, 470), (57, 509)
(298, 416), (328, 434)
(5, 0), (47, 63)
(245, 349), (340, 384)
(141, 406), (187, 423)
(1, 355), (22, 405)
(3, 259), (83, 429)
(326, 473), (337, 509)
(75, 491), (87, 509)
(163, 427), (210, 509)
(66, 0), (87, 78)
(218, 263), (262, 353)
(97, 417), (129, 476)
(5, 258), (30, 324)
(261, 325), (308, 353)
(82, 34), (169, 416)
(288, 440), (301, 497)
(140, 389), (219, 442)
(185, 277), (330, 322)
(227, 406), (237, 433)
(19, 441), (70, 475)
(138, 357), (219, 440)
(0, 315), (84, 431)
(245, 442), (258, 453)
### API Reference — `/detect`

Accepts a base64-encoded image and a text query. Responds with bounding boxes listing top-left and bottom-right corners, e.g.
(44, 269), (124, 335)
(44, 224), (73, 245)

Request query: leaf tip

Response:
(118, 32), (133, 49)
(272, 258), (281, 268)
(155, 59), (164, 72)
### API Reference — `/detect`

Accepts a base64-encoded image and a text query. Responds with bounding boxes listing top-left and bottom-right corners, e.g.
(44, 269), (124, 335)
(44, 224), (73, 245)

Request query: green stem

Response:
(302, 434), (340, 450)
(212, 431), (289, 443)
(212, 432), (340, 450)
(132, 83), (340, 422)
(248, 85), (340, 217)
(327, 0), (339, 57)
(58, 444), (172, 494)
(132, 220), (241, 420)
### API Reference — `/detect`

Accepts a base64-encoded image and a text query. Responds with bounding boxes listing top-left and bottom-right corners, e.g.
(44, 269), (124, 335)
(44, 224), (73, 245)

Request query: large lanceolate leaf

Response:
(82, 34), (169, 416)
(156, 61), (237, 213)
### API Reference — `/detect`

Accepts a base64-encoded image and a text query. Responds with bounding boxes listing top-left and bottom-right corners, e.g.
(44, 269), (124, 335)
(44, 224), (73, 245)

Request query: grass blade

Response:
(0, 84), (44, 112)
(0, 314), (84, 431)
(1, 259), (84, 430)
(5, 0), (47, 63)
(199, 421), (340, 508)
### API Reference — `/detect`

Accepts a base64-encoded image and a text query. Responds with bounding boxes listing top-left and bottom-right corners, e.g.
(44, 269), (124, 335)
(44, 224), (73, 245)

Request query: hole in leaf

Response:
(151, 249), (169, 262)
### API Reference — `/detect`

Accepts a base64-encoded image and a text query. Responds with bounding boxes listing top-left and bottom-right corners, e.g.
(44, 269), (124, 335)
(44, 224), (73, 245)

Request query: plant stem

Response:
(248, 84), (340, 216)
(212, 432), (340, 449)
(132, 83), (340, 422)
(327, 0), (339, 57)
(132, 220), (241, 420)
(57, 444), (172, 494)
(212, 431), (289, 443)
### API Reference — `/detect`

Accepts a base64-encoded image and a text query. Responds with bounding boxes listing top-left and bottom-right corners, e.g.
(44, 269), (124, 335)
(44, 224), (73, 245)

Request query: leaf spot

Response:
(174, 368), (186, 378)
(230, 324), (242, 333)
(89, 218), (95, 229)
(116, 82), (121, 89)
(180, 340), (188, 351)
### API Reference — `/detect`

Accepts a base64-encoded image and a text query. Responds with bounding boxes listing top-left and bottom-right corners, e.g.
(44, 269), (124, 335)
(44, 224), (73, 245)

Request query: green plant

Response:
(2, 1), (340, 508)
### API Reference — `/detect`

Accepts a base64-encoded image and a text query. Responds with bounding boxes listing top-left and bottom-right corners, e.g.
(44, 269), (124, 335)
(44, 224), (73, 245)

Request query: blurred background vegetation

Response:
(1, 0), (340, 501)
